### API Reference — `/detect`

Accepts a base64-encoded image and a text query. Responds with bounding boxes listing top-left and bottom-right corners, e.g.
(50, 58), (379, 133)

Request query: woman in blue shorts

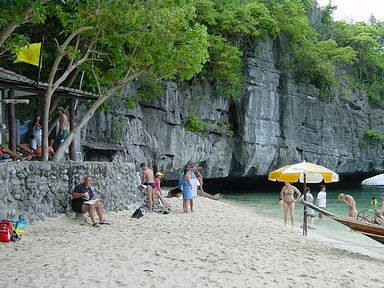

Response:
(182, 167), (193, 213)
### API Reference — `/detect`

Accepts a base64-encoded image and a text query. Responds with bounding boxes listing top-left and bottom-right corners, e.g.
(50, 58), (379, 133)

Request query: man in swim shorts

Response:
(140, 162), (155, 212)
(338, 193), (357, 218)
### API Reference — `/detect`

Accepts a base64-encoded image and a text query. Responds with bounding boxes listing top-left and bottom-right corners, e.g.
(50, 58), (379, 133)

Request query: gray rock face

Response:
(0, 162), (143, 222)
(83, 36), (384, 179)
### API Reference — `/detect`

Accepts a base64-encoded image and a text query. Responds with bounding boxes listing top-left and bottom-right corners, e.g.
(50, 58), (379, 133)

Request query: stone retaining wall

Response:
(0, 161), (144, 222)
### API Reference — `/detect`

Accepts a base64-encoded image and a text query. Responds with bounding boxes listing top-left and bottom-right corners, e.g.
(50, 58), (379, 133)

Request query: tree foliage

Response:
(318, 7), (384, 106)
(193, 0), (279, 100)
(0, 0), (211, 160)
(1, 0), (384, 159)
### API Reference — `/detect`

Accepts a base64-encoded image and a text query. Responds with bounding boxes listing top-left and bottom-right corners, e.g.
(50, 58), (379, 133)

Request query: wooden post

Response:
(69, 99), (76, 161)
(7, 89), (17, 152)
(303, 174), (308, 236)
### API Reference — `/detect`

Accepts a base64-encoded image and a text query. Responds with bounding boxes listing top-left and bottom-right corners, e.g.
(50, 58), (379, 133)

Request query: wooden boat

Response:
(301, 200), (384, 245)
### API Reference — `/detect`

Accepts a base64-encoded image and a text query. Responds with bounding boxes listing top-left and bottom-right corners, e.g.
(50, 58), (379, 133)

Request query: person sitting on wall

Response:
(71, 176), (108, 227)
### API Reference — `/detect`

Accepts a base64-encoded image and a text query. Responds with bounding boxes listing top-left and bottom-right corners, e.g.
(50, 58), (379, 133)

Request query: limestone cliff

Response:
(83, 36), (384, 179)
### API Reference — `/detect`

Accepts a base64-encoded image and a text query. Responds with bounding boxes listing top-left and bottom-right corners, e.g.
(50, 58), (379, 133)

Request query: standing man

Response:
(338, 193), (357, 218)
(57, 107), (69, 146)
(316, 185), (327, 220)
(71, 176), (108, 227)
(140, 163), (155, 213)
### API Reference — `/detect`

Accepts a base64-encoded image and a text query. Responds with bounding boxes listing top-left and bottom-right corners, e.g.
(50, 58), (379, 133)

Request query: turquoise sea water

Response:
(221, 185), (384, 258)
(222, 186), (383, 222)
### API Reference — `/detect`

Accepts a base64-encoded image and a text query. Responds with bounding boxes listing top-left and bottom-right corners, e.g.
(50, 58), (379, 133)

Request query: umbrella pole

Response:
(303, 174), (307, 236)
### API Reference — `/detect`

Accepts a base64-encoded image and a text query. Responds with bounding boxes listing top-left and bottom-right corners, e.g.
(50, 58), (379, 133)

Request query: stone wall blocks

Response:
(1, 162), (144, 222)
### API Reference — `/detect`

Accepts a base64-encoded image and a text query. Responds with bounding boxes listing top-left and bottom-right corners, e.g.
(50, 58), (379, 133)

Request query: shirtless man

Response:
(280, 182), (301, 227)
(57, 107), (69, 145)
(140, 163), (155, 212)
(338, 193), (357, 218)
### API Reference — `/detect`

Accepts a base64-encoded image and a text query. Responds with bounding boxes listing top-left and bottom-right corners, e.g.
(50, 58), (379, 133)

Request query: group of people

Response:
(139, 163), (204, 214)
(26, 107), (69, 158)
(69, 162), (205, 227)
(140, 162), (170, 212)
(177, 165), (204, 213)
(279, 182), (378, 228)
(70, 173), (384, 229)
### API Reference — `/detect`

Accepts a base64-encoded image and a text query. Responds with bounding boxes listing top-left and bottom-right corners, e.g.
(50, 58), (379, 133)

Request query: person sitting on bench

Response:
(71, 176), (108, 227)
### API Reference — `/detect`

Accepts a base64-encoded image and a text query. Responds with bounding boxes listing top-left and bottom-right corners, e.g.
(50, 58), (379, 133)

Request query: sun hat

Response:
(155, 172), (164, 177)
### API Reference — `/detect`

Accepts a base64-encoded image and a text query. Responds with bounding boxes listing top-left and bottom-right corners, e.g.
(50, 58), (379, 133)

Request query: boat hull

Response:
(301, 200), (384, 245)
(333, 217), (384, 244)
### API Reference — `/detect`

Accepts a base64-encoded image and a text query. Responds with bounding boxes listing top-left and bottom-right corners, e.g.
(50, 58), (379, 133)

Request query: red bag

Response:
(0, 219), (13, 242)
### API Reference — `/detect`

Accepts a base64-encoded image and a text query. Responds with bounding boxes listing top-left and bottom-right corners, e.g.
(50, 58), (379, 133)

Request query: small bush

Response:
(359, 129), (383, 147)
(184, 116), (205, 133)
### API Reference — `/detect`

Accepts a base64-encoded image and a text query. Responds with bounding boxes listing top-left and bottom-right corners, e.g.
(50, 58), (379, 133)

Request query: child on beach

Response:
(154, 172), (170, 210)
(299, 187), (315, 228)
(338, 193), (357, 218)
(316, 185), (327, 220)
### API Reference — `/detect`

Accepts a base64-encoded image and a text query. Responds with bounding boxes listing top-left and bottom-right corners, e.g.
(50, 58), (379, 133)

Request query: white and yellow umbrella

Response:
(268, 161), (339, 183)
(268, 161), (339, 235)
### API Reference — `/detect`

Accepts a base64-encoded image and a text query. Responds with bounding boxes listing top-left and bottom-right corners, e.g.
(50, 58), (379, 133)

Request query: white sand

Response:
(1, 196), (384, 288)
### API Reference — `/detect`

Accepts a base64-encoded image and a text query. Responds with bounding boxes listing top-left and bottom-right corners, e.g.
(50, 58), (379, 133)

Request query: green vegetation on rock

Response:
(359, 129), (383, 147)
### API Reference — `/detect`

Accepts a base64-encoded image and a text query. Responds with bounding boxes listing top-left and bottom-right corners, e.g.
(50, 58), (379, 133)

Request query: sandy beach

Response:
(1, 196), (383, 288)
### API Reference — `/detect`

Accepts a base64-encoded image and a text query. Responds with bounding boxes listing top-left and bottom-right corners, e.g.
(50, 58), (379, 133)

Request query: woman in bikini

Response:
(280, 182), (301, 227)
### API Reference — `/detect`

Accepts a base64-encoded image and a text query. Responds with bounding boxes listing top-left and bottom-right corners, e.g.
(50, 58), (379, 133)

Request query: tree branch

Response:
(0, 0), (51, 47)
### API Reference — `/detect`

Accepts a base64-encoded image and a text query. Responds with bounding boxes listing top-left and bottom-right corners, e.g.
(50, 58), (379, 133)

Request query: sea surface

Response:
(221, 185), (384, 259)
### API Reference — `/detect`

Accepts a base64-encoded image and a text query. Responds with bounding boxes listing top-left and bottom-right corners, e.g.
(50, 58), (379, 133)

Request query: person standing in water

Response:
(381, 193), (384, 216)
(280, 182), (301, 227)
(338, 193), (357, 218)
(316, 185), (327, 220)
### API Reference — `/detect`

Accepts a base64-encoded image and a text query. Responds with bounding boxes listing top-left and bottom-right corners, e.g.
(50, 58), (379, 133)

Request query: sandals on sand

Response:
(92, 220), (110, 227)
(99, 220), (110, 225)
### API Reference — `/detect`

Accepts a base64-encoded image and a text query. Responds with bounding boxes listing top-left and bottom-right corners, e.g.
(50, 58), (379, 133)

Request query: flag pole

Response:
(36, 36), (44, 88)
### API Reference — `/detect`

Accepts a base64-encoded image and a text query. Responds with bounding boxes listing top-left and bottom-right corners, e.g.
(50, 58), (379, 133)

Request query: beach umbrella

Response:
(268, 161), (339, 235)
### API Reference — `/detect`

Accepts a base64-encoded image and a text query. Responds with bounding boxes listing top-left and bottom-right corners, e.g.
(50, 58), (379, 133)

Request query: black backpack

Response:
(131, 208), (143, 218)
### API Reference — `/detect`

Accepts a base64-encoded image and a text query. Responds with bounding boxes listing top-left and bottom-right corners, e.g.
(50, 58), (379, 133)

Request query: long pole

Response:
(303, 173), (308, 236)
(36, 36), (44, 87)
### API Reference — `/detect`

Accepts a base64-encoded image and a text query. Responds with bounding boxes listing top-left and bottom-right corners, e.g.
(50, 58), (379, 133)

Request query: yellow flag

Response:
(14, 43), (42, 67)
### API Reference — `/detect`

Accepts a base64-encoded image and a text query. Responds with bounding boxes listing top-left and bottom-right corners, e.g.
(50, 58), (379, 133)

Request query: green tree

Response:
(0, 0), (51, 50)
(193, 0), (279, 100)
(1, 0), (210, 160)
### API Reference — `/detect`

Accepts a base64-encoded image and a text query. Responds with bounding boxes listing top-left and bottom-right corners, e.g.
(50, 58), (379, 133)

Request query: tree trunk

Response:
(0, 0), (50, 47)
(42, 87), (54, 161)
(7, 89), (17, 152)
(69, 99), (76, 160)
(53, 94), (110, 161)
